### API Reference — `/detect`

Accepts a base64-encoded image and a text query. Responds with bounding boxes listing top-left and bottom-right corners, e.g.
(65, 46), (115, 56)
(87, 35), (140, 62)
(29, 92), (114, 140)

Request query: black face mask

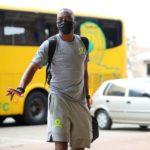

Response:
(57, 20), (74, 34)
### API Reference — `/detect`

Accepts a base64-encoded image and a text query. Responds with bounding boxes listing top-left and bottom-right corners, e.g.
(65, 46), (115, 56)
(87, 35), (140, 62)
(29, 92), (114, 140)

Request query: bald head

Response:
(59, 8), (74, 15)
(57, 8), (75, 22)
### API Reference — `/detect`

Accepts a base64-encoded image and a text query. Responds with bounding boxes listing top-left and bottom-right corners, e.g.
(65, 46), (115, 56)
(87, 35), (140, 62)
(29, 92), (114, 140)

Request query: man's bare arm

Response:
(19, 62), (39, 89)
(84, 62), (91, 109)
(6, 62), (40, 101)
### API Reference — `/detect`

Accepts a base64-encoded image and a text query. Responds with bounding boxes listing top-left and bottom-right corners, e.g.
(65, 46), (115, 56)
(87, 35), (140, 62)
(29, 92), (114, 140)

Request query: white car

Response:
(90, 78), (150, 129)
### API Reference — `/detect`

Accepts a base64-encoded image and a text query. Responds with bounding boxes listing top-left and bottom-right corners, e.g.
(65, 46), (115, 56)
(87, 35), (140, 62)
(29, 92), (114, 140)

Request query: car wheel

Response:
(139, 125), (148, 129)
(96, 110), (112, 130)
(23, 91), (48, 125)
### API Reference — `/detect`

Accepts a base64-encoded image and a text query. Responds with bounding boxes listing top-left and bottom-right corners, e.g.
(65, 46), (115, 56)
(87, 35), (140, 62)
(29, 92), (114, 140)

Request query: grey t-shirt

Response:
(32, 34), (88, 101)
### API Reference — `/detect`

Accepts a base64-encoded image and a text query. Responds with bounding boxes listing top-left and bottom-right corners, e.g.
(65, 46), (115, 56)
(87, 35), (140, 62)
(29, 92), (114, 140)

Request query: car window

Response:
(128, 88), (150, 98)
(103, 83), (126, 96)
(128, 88), (142, 97)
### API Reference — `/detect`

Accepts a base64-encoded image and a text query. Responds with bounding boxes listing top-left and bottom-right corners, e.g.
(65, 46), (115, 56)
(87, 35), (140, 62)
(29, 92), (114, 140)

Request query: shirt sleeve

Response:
(32, 40), (49, 68)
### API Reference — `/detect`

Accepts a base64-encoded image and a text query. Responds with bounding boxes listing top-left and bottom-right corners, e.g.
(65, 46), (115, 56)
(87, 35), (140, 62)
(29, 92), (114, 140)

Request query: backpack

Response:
(45, 35), (89, 85)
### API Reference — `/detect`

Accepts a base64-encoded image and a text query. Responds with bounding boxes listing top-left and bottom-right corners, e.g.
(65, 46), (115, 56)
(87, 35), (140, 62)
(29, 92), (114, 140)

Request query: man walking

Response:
(7, 8), (92, 150)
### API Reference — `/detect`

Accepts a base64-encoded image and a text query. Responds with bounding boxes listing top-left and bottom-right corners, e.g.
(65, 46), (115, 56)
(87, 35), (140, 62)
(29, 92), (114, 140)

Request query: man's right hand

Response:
(6, 63), (39, 102)
(6, 88), (24, 101)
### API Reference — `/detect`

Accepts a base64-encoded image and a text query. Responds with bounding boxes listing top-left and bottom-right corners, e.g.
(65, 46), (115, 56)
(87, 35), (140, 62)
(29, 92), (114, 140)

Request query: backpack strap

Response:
(80, 36), (89, 51)
(45, 35), (57, 86)
(48, 36), (57, 65)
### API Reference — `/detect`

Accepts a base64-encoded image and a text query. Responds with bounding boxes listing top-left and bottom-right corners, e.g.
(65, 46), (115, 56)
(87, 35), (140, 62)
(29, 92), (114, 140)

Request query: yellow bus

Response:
(0, 3), (126, 124)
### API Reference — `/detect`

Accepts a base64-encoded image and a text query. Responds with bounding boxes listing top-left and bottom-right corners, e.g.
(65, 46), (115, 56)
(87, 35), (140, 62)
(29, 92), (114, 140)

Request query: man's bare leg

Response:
(55, 142), (68, 150)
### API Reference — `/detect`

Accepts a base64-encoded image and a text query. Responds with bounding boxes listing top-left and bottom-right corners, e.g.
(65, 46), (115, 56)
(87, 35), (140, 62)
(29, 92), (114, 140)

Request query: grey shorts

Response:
(47, 93), (92, 148)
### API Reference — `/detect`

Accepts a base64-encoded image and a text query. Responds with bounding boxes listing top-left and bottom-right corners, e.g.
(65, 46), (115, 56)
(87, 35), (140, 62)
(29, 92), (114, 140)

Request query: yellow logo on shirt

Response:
(54, 118), (62, 128)
(78, 47), (85, 55)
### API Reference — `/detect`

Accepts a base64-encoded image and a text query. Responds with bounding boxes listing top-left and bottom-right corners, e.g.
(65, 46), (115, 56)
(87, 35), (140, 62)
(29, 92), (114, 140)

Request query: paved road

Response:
(0, 118), (150, 150)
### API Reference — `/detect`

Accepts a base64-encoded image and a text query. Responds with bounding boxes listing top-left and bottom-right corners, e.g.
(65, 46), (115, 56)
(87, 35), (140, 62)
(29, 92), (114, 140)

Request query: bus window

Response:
(101, 19), (122, 48)
(75, 17), (122, 49)
(0, 10), (57, 46)
(0, 11), (5, 43)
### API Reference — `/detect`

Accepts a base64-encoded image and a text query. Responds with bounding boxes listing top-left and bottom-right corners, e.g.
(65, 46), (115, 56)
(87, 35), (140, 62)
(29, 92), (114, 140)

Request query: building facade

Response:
(127, 37), (150, 78)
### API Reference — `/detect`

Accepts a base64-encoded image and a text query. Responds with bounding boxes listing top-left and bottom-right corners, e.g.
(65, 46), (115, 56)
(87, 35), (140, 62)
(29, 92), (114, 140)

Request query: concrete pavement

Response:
(1, 121), (150, 150)
(1, 133), (150, 150)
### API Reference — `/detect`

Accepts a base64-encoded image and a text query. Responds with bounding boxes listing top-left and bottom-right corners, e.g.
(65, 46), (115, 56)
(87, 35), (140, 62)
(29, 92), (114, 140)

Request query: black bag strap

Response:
(48, 36), (57, 65)
(45, 35), (57, 86)
(80, 36), (89, 51)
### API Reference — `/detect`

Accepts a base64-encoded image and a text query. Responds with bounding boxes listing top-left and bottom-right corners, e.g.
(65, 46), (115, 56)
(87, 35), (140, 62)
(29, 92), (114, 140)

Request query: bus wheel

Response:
(23, 91), (48, 125)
